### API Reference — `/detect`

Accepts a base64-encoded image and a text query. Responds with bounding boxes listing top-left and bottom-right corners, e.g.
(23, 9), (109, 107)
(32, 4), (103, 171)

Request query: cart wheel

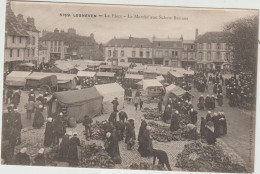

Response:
(40, 85), (51, 94)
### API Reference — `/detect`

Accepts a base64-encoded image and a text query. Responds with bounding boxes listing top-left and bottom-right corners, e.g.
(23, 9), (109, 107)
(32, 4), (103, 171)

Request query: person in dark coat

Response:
(205, 121), (216, 145)
(8, 107), (22, 146)
(118, 111), (128, 122)
(114, 121), (125, 141)
(32, 105), (44, 129)
(52, 112), (66, 145)
(170, 110), (180, 132)
(189, 108), (198, 124)
(210, 95), (216, 109)
(105, 132), (121, 163)
(125, 119), (136, 150)
(2, 111), (10, 140)
(211, 112), (220, 138)
(14, 147), (30, 165)
(138, 117), (147, 153)
(6, 88), (13, 104)
(33, 148), (46, 166)
(109, 111), (117, 123)
(206, 111), (212, 123)
(200, 117), (206, 138)
(152, 149), (172, 171)
(68, 132), (80, 167)
(197, 95), (205, 110)
(139, 126), (153, 157)
(217, 93), (223, 106)
(59, 131), (72, 162)
(139, 98), (143, 110)
(44, 117), (54, 147)
(111, 97), (119, 112)
(158, 100), (162, 113)
(205, 95), (211, 109)
(163, 105), (172, 122)
(82, 115), (93, 140)
(218, 112), (228, 136)
(12, 90), (21, 109)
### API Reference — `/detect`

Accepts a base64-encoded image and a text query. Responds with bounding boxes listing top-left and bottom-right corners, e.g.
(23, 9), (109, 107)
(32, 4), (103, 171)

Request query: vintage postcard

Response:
(0, 0), (258, 173)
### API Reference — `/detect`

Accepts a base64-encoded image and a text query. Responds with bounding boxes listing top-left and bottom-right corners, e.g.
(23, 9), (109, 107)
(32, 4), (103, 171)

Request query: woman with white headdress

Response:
(44, 117), (54, 147)
(14, 147), (30, 165)
(59, 131), (72, 162)
(33, 148), (46, 166)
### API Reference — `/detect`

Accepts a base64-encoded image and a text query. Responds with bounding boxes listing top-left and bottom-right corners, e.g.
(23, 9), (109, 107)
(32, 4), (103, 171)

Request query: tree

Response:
(223, 15), (258, 74)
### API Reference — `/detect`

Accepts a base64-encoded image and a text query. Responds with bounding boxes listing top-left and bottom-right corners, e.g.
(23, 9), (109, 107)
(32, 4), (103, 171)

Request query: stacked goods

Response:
(129, 162), (166, 170)
(91, 120), (108, 140)
(142, 108), (161, 120)
(148, 122), (189, 142)
(80, 142), (115, 168)
(178, 113), (191, 127)
(175, 142), (247, 173)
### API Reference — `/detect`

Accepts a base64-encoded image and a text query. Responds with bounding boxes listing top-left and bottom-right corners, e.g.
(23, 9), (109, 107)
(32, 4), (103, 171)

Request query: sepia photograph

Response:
(0, 0), (259, 173)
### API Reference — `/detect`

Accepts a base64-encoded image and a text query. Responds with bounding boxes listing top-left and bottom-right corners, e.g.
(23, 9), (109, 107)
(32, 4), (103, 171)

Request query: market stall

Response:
(163, 84), (191, 105)
(167, 71), (184, 85)
(123, 74), (143, 89)
(140, 79), (163, 98)
(95, 83), (125, 113)
(52, 87), (103, 122)
(5, 71), (32, 87)
(96, 72), (116, 84)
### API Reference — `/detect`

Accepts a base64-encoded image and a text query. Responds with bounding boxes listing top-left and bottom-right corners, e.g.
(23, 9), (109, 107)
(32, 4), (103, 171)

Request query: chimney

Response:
(90, 33), (94, 39)
(67, 28), (76, 35)
(195, 28), (199, 39)
(17, 14), (24, 22)
(180, 34), (183, 41)
(27, 17), (35, 26)
(54, 28), (59, 33)
(129, 35), (133, 40)
(60, 30), (64, 33)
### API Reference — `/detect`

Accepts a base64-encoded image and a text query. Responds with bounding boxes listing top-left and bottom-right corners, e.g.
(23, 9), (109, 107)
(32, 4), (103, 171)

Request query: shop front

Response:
(128, 57), (152, 64)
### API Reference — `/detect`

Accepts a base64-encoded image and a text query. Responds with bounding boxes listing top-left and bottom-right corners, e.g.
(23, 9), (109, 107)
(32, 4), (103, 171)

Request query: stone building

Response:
(105, 36), (153, 64)
(195, 31), (233, 71)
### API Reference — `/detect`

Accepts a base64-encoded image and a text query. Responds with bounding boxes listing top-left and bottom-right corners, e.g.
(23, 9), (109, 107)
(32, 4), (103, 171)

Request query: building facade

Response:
(195, 32), (233, 71)
(152, 37), (183, 67)
(38, 44), (49, 64)
(4, 2), (39, 72)
(105, 37), (153, 64)
(181, 40), (196, 69)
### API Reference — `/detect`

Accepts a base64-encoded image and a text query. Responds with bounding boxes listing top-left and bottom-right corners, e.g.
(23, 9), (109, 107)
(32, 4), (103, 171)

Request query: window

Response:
(139, 51), (143, 57)
(32, 48), (35, 56)
(165, 51), (169, 57)
(199, 52), (203, 60)
(108, 50), (112, 57)
(207, 52), (211, 61)
(156, 50), (163, 58)
(58, 47), (61, 52)
(132, 51), (136, 57)
(175, 51), (178, 57)
(146, 51), (150, 58)
(27, 49), (30, 57)
(158, 43), (161, 47)
(183, 53), (187, 59)
(113, 50), (118, 57)
(32, 37), (35, 45)
(217, 43), (221, 50)
(184, 45), (187, 50)
(207, 43), (211, 49)
(12, 36), (15, 43)
(165, 60), (169, 66)
(216, 52), (221, 60)
(199, 43), (203, 49)
(10, 49), (13, 57)
(17, 49), (20, 57)
(191, 45), (194, 50)
(19, 37), (22, 43)
(172, 51), (175, 57)
(121, 50), (124, 57)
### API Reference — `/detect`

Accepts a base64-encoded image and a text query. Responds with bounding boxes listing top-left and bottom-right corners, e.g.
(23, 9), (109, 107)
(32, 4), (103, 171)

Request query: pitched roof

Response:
(195, 32), (232, 43)
(40, 32), (97, 51)
(153, 40), (183, 48)
(5, 5), (29, 36)
(106, 37), (152, 47)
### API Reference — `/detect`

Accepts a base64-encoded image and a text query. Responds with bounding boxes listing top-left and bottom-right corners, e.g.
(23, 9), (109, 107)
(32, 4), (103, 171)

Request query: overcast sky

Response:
(10, 1), (258, 44)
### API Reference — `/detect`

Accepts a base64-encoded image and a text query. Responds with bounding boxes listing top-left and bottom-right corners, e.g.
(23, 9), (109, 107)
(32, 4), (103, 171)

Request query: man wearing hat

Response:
(6, 87), (13, 104)
(14, 147), (30, 165)
(33, 148), (46, 166)
(112, 97), (119, 112)
(24, 99), (35, 120)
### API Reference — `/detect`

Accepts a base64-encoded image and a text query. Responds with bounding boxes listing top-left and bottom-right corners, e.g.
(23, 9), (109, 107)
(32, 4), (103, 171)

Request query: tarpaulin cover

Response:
(19, 63), (35, 67)
(54, 62), (75, 72)
(54, 87), (103, 121)
(5, 71), (31, 86)
(96, 72), (115, 77)
(77, 71), (96, 77)
(124, 74), (143, 80)
(142, 79), (163, 90)
(168, 71), (184, 78)
(163, 84), (190, 105)
(94, 83), (125, 113)
(156, 75), (165, 81)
